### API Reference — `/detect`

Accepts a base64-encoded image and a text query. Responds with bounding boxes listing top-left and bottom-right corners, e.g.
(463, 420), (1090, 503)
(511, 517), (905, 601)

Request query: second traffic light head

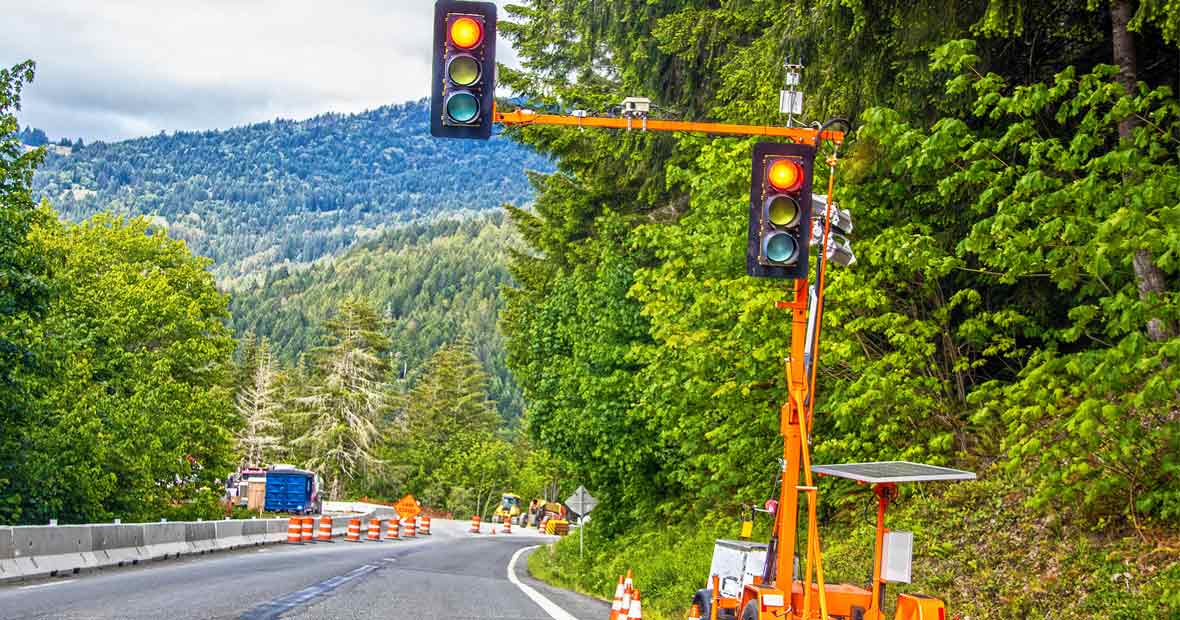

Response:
(747, 142), (817, 280)
(431, 1), (498, 139)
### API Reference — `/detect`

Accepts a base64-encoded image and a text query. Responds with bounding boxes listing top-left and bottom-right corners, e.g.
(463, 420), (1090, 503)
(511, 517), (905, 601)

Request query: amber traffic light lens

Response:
(450, 17), (483, 49)
(767, 159), (803, 192)
(447, 55), (480, 86)
(766, 195), (800, 228)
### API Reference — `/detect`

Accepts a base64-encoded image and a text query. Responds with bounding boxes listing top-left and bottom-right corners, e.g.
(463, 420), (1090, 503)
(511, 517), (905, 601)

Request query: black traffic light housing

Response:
(747, 142), (817, 279)
(431, 0), (498, 140)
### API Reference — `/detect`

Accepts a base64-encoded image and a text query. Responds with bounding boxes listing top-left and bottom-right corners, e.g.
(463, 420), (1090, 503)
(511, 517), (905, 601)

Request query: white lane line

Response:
(507, 546), (581, 620)
(20, 579), (76, 590)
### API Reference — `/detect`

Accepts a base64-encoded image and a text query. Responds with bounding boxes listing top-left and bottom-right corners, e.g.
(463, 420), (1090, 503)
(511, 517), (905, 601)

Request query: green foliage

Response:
(16, 214), (236, 524)
(230, 214), (525, 424)
(31, 100), (551, 283)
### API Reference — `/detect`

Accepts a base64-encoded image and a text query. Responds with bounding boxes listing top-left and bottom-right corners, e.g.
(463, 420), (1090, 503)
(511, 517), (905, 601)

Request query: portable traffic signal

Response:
(747, 142), (817, 279)
(431, 0), (497, 139)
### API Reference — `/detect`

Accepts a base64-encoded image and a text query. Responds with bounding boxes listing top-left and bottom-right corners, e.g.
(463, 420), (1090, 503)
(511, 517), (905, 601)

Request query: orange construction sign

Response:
(394, 494), (421, 520)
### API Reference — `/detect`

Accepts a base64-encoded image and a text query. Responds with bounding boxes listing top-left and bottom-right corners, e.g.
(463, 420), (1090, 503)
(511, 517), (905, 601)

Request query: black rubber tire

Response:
(741, 601), (758, 620)
(692, 589), (712, 620)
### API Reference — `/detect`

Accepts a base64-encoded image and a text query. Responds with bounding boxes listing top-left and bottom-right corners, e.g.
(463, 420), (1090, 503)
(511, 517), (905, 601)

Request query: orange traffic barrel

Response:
(688, 604), (701, 620)
(385, 518), (400, 541)
(420, 515), (431, 535)
(346, 518), (361, 542)
(503, 516), (511, 534)
(469, 515), (481, 533)
(402, 518), (416, 538)
(301, 516), (314, 543)
(287, 517), (302, 544)
(318, 516), (333, 542)
(367, 518), (381, 541)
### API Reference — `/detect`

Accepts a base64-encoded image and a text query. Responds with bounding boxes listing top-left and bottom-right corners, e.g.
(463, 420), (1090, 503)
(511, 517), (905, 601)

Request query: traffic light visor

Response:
(763, 232), (798, 264)
(767, 159), (803, 192)
(450, 16), (483, 49)
(447, 55), (481, 86)
(445, 92), (480, 123)
(766, 195), (800, 227)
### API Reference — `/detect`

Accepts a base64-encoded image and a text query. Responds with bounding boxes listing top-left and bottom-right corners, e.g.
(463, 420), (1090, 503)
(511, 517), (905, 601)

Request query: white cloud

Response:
(0, 0), (520, 141)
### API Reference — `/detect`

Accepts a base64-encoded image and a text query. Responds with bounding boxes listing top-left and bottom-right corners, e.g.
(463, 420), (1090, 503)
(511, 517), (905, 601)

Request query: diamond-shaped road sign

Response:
(565, 486), (597, 517)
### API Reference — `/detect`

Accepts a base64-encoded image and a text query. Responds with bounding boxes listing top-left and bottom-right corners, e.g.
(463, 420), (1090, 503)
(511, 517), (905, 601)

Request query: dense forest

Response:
(230, 214), (524, 424)
(29, 100), (551, 284)
(498, 0), (1180, 617)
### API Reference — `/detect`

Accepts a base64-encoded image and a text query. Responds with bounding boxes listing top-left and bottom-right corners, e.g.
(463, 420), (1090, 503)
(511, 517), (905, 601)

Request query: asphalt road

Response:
(0, 519), (610, 620)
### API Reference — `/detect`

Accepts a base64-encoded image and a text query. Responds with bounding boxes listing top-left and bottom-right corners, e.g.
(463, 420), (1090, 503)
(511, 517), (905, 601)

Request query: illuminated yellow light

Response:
(768, 159), (802, 192)
(449, 17), (483, 49)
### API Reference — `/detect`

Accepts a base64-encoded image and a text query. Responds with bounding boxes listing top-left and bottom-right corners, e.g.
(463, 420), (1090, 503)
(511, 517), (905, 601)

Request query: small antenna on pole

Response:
(780, 57), (804, 128)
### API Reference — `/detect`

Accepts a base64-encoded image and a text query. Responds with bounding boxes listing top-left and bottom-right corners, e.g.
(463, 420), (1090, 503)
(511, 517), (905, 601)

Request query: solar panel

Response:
(811, 461), (976, 484)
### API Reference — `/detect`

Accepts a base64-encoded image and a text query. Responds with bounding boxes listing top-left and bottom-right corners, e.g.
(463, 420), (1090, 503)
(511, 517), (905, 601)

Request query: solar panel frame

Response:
(811, 461), (976, 484)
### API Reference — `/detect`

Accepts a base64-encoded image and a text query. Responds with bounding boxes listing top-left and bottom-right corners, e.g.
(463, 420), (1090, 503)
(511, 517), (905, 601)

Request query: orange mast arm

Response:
(493, 108), (845, 143)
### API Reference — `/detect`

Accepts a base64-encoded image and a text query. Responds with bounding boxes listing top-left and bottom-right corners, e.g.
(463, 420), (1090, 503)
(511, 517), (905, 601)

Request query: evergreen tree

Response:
(295, 297), (391, 499)
(234, 338), (283, 468)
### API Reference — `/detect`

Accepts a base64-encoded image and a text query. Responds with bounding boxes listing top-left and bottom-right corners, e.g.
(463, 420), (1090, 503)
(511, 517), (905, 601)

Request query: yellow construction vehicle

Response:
(493, 493), (523, 522)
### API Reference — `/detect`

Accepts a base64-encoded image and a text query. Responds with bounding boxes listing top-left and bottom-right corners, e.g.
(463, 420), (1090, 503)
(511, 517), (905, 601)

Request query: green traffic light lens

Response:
(448, 55), (480, 86)
(446, 92), (480, 124)
(766, 195), (800, 228)
(764, 232), (798, 264)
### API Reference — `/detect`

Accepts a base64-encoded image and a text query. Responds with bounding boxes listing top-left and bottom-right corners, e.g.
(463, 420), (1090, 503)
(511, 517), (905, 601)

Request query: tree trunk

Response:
(1111, 0), (1172, 341)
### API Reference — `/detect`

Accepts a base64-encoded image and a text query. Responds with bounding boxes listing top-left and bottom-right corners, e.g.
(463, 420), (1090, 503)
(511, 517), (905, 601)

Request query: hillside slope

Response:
(230, 213), (524, 423)
(32, 99), (550, 283)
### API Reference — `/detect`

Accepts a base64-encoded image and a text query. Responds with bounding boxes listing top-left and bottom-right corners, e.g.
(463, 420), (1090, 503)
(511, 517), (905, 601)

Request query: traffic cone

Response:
(318, 515), (333, 542)
(608, 575), (625, 620)
(286, 517), (302, 544)
(346, 518), (361, 542)
(624, 569), (634, 592)
(627, 590), (643, 620)
(688, 604), (701, 620)
(619, 585), (632, 620)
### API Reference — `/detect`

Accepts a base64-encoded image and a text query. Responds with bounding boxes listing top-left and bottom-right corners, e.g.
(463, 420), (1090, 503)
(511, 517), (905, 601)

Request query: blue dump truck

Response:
(263, 465), (323, 515)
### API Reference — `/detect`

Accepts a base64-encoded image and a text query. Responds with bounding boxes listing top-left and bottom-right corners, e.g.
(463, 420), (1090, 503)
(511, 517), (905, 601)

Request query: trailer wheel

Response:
(740, 601), (758, 620)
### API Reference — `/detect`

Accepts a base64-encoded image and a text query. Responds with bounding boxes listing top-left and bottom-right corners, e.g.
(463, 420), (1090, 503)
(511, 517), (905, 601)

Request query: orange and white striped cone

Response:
(346, 518), (361, 542)
(688, 604), (701, 620)
(403, 518), (416, 538)
(619, 586), (632, 620)
(624, 569), (634, 592)
(469, 515), (481, 534)
(421, 515), (431, 535)
(318, 516), (333, 542)
(367, 518), (381, 541)
(287, 517), (303, 544)
(503, 516), (512, 534)
(385, 518), (400, 541)
(608, 576), (625, 620)
(301, 516), (314, 543)
(627, 590), (643, 620)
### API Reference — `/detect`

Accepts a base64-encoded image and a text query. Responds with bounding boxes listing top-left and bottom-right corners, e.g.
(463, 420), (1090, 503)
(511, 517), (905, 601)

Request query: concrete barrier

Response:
(91, 524), (145, 568)
(0, 509), (378, 584)
(11, 525), (96, 579)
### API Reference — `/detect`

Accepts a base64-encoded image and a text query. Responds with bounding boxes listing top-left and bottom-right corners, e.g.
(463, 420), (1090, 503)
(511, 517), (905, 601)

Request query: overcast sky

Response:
(1, 0), (519, 142)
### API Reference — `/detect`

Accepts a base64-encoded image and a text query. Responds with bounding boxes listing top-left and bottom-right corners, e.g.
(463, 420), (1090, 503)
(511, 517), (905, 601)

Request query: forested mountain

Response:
(230, 214), (524, 424)
(30, 100), (551, 283)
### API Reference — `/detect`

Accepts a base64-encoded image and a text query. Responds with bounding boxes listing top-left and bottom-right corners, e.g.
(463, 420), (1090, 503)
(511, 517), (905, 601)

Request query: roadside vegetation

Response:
(502, 0), (1180, 616)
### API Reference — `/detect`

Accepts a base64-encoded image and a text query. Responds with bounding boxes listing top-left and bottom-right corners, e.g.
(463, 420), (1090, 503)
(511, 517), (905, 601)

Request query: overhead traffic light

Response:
(747, 142), (817, 279)
(431, 0), (497, 139)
